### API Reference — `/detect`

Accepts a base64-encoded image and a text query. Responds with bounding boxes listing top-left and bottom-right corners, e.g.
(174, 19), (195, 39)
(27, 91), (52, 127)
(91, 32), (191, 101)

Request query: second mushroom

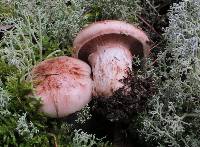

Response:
(31, 56), (93, 118)
(73, 20), (151, 97)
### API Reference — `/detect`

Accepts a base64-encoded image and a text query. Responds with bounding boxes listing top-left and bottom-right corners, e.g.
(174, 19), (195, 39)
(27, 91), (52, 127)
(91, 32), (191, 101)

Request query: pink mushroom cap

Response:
(31, 56), (93, 118)
(73, 20), (151, 62)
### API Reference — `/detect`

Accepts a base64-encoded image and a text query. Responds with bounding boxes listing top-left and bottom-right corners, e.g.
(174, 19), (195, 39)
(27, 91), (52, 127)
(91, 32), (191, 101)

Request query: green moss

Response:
(6, 75), (32, 98)
(0, 60), (17, 84)
(0, 2), (14, 20)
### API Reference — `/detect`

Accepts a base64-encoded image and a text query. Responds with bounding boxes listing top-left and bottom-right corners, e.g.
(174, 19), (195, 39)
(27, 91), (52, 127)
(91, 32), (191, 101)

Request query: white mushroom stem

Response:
(88, 43), (132, 97)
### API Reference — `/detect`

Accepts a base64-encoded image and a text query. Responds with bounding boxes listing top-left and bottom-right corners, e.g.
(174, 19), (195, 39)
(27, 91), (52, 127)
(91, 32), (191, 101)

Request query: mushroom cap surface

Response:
(31, 56), (93, 118)
(73, 20), (151, 62)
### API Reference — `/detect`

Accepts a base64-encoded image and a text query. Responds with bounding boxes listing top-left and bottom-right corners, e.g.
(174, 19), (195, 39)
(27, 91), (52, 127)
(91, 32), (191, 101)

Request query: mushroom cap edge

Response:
(73, 20), (151, 59)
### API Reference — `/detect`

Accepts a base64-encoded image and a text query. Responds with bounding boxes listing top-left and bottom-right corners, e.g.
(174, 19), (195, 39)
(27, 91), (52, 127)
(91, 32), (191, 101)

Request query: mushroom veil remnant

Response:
(73, 20), (151, 97)
(31, 56), (93, 118)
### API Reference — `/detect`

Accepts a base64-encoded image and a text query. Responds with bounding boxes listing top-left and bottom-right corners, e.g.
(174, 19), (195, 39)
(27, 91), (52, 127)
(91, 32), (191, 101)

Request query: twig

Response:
(149, 41), (163, 52)
(137, 15), (163, 38)
(146, 41), (164, 66)
(0, 25), (14, 31)
(145, 0), (159, 15)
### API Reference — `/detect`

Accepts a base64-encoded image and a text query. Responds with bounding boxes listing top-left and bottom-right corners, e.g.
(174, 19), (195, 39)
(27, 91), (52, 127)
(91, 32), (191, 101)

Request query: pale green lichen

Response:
(16, 113), (39, 139)
(72, 129), (110, 147)
(0, 87), (11, 116)
(140, 0), (200, 146)
(75, 104), (92, 124)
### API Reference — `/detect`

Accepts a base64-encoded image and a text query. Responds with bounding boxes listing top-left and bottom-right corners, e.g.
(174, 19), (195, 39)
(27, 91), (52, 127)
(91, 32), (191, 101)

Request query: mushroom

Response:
(73, 20), (151, 97)
(31, 56), (93, 118)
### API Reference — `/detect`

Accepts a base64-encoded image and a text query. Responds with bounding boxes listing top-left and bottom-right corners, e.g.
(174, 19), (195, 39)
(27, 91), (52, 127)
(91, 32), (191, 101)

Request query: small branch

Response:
(182, 113), (200, 119)
(145, 0), (159, 15)
(137, 15), (163, 38)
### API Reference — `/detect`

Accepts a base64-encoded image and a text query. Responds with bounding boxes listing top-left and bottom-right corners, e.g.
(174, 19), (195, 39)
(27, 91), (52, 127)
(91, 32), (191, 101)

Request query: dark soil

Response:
(82, 73), (157, 147)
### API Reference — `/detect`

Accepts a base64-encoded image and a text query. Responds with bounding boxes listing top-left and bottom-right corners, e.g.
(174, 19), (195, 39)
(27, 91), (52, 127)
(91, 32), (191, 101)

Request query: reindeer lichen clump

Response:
(140, 0), (200, 146)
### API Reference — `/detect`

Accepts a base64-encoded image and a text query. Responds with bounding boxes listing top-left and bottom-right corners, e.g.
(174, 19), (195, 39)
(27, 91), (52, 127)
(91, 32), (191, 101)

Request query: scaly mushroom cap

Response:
(31, 56), (93, 118)
(73, 20), (151, 62)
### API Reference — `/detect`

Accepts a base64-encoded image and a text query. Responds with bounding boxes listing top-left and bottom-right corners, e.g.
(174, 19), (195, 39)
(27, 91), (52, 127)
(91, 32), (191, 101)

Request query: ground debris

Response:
(91, 72), (157, 124)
